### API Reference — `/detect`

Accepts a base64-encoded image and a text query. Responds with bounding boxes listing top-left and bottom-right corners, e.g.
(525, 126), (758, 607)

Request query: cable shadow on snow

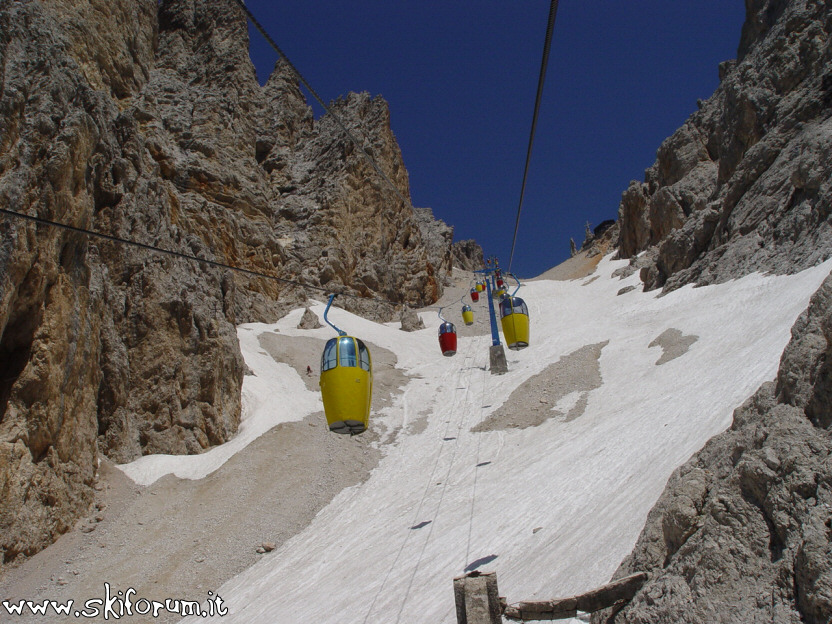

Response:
(464, 554), (498, 573)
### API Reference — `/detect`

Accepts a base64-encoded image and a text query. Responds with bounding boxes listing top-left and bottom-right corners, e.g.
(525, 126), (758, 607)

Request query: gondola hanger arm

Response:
(509, 273), (523, 297)
(324, 294), (347, 336)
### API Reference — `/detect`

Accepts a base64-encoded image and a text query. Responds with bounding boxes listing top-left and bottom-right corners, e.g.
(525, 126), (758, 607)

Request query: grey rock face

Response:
(0, 0), (457, 562)
(592, 272), (832, 624)
(414, 207), (454, 283)
(618, 0), (832, 292)
(399, 306), (425, 332)
(297, 308), (322, 330)
(0, 0), (163, 564)
(453, 239), (485, 271)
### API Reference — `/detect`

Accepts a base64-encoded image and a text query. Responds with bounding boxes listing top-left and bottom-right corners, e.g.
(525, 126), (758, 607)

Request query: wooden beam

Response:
(453, 571), (503, 624)
(503, 572), (647, 621)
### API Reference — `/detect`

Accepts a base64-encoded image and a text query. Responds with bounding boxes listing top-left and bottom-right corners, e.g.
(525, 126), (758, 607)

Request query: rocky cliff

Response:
(594, 1), (832, 621)
(616, 0), (832, 292)
(0, 0), (454, 563)
(593, 273), (832, 624)
(452, 238), (485, 272)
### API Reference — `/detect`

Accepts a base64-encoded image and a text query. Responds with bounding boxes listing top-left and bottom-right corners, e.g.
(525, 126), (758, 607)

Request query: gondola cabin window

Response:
(358, 339), (371, 371)
(339, 336), (357, 367)
(322, 339), (338, 371)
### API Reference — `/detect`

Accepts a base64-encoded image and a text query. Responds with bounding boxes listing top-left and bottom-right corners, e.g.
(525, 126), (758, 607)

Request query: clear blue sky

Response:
(243, 1), (747, 278)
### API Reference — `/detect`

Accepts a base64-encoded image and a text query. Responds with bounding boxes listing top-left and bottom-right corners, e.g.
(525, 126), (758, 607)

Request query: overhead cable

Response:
(0, 207), (389, 305)
(508, 0), (560, 274)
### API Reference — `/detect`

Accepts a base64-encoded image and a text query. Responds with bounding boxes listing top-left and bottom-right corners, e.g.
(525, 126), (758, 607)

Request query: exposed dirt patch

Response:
(405, 410), (431, 436)
(0, 333), (408, 623)
(530, 250), (605, 281)
(259, 332), (327, 391)
(472, 341), (609, 432)
(648, 328), (698, 365)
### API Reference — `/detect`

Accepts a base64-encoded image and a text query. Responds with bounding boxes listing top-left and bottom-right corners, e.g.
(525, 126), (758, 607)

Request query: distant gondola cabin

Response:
(499, 296), (529, 350)
(438, 322), (457, 356)
(319, 336), (373, 435)
(470, 287), (480, 302)
(461, 304), (474, 326)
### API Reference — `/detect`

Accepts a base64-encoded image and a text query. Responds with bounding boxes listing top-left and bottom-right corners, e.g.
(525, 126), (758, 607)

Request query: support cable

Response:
(507, 0), (560, 274)
(464, 356), (489, 569)
(0, 207), (389, 304)
(394, 354), (477, 624)
(361, 363), (471, 624)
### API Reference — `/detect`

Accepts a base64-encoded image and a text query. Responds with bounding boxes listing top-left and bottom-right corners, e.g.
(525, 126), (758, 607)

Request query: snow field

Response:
(119, 253), (832, 624)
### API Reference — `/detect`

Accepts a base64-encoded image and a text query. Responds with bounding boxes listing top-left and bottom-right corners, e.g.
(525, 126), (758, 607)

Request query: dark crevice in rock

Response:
(740, 484), (785, 562)
(0, 304), (40, 424)
(792, 570), (809, 624)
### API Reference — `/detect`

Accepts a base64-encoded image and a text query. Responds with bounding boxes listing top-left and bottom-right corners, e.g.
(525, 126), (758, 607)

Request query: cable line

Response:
(0, 207), (390, 305)
(508, 0), (560, 274)
(230, 0), (413, 210)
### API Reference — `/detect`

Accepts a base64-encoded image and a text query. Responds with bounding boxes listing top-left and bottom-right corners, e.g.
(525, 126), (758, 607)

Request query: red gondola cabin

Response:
(438, 322), (457, 356)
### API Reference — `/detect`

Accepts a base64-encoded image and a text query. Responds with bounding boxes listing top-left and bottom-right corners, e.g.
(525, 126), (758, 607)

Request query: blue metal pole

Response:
(323, 294), (347, 336)
(477, 269), (501, 347)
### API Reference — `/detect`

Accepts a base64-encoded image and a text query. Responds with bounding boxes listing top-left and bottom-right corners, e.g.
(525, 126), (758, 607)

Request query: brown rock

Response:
(616, 0), (832, 292)
(0, 0), (460, 563)
(593, 273), (832, 624)
(400, 306), (425, 332)
(297, 308), (322, 330)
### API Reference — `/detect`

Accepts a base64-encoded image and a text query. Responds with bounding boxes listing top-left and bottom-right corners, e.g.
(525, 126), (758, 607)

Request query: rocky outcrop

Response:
(0, 0), (167, 564)
(453, 239), (485, 271)
(0, 0), (456, 563)
(617, 0), (832, 292)
(592, 3), (832, 620)
(282, 92), (450, 315)
(414, 207), (454, 284)
(592, 272), (832, 624)
(399, 306), (425, 332)
(297, 308), (322, 330)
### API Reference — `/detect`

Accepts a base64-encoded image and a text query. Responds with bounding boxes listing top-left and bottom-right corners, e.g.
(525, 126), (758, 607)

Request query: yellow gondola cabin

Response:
(319, 335), (373, 435)
(499, 296), (529, 350)
(461, 304), (474, 326)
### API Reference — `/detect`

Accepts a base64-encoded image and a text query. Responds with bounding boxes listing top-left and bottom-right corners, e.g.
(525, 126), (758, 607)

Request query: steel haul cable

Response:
(508, 0), (560, 274)
(0, 207), (393, 305)
(464, 351), (489, 570)
(393, 352), (479, 624)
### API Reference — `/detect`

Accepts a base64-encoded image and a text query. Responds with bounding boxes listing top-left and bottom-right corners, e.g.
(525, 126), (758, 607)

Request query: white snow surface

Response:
(119, 253), (831, 624)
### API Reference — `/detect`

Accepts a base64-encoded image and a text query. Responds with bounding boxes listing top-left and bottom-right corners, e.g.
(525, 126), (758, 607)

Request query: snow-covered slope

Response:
(129, 253), (832, 623)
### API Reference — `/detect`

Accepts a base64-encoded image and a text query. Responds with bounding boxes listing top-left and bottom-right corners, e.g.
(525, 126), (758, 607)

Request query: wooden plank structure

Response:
(453, 571), (504, 624)
(502, 572), (648, 621)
